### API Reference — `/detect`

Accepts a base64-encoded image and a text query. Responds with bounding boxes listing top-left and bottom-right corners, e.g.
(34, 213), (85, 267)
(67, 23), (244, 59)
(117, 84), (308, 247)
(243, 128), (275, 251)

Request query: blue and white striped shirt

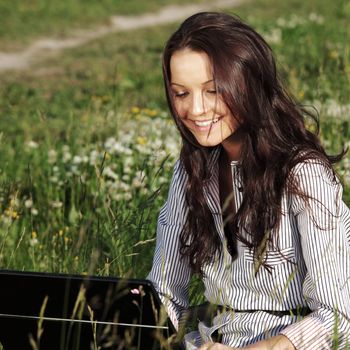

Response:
(148, 146), (350, 349)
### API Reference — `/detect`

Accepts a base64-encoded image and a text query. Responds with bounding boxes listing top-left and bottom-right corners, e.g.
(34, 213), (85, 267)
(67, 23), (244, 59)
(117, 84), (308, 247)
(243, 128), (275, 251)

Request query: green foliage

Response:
(0, 0), (207, 50)
(0, 107), (179, 276)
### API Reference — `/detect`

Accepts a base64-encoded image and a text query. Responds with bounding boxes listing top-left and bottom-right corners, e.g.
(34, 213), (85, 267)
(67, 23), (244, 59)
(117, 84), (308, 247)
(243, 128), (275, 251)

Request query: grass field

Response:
(0, 0), (209, 50)
(0, 0), (349, 310)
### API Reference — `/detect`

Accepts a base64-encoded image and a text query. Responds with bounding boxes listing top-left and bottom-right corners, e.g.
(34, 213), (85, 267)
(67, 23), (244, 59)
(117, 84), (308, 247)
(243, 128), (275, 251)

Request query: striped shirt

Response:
(147, 146), (350, 349)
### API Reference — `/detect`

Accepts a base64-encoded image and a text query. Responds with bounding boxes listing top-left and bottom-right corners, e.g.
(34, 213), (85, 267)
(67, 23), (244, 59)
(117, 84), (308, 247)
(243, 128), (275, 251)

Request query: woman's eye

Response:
(207, 90), (217, 94)
(174, 92), (188, 98)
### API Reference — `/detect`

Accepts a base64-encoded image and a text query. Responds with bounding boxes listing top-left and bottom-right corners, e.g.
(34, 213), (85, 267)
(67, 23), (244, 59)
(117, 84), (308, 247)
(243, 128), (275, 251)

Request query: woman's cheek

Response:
(174, 104), (187, 119)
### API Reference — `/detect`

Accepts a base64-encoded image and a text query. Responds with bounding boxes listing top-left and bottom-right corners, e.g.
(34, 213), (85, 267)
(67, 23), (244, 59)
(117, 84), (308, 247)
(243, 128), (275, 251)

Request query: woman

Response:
(148, 12), (350, 350)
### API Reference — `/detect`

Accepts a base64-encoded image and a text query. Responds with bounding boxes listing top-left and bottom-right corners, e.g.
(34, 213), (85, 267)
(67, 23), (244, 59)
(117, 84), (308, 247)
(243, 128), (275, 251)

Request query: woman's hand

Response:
(198, 343), (236, 350)
(242, 335), (295, 350)
(198, 335), (295, 350)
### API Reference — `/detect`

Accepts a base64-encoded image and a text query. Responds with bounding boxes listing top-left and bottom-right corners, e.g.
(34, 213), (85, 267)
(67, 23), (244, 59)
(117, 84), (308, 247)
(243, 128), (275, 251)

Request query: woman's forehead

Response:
(170, 49), (214, 86)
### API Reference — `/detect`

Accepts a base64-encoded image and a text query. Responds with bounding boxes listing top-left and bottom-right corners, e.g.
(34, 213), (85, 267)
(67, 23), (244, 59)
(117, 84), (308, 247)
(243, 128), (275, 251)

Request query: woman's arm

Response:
(147, 160), (192, 330)
(279, 160), (350, 349)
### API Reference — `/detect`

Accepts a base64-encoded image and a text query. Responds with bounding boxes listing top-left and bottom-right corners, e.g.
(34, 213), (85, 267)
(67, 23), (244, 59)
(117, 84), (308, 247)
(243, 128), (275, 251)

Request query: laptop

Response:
(0, 270), (178, 350)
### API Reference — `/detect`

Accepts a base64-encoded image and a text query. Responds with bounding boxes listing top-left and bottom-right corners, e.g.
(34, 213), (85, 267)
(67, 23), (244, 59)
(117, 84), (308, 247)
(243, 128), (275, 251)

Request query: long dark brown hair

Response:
(162, 12), (346, 274)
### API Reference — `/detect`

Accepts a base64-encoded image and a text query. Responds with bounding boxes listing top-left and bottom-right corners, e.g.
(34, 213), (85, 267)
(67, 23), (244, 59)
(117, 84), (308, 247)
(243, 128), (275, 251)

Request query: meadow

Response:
(0, 0), (349, 309)
(0, 0), (209, 50)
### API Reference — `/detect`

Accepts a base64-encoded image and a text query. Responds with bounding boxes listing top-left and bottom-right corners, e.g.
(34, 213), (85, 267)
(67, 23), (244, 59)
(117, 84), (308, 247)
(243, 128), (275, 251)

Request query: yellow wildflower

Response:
(131, 106), (140, 114)
(143, 108), (158, 117)
(329, 50), (339, 60)
(137, 136), (147, 145)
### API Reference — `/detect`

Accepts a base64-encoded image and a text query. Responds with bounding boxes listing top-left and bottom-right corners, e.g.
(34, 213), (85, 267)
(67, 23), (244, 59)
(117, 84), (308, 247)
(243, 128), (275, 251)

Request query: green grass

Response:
(0, 0), (349, 281)
(0, 0), (209, 50)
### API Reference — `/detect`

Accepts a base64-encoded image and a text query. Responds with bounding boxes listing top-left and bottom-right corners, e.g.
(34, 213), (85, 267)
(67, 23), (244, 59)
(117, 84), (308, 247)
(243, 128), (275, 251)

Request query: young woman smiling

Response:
(148, 12), (350, 350)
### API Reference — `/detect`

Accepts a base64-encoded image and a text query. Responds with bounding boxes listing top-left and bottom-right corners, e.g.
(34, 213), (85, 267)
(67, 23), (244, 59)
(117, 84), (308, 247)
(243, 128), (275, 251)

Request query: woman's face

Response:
(169, 48), (242, 157)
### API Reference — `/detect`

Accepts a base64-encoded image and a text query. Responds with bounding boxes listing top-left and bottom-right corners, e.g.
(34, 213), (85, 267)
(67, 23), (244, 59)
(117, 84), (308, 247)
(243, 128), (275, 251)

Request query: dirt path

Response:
(0, 0), (246, 72)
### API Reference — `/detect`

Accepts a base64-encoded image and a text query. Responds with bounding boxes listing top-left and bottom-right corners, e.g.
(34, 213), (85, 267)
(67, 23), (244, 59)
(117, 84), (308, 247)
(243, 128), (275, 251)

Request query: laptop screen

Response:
(0, 270), (177, 350)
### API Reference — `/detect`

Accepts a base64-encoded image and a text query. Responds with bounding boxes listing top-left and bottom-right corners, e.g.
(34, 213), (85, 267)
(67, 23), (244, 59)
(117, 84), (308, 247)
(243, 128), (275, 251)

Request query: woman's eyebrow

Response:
(202, 79), (214, 85)
(170, 82), (185, 87)
(170, 79), (214, 87)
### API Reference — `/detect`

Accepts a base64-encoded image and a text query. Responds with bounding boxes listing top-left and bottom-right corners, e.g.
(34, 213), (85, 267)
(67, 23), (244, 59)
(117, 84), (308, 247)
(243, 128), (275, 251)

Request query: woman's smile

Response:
(190, 116), (223, 131)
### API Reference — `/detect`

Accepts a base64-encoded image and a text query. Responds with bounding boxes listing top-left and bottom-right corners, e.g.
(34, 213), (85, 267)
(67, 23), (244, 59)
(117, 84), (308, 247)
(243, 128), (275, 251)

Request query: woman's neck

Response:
(221, 127), (245, 162)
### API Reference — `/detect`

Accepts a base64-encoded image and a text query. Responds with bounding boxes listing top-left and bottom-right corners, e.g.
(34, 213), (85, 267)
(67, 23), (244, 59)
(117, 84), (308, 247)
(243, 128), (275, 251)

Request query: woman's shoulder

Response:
(171, 158), (187, 183)
(287, 153), (345, 215)
(166, 158), (188, 199)
(289, 153), (338, 186)
(173, 158), (185, 172)
(158, 159), (189, 226)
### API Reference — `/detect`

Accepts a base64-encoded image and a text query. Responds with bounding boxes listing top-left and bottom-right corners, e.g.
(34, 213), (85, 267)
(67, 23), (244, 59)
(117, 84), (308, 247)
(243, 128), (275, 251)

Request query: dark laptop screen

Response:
(0, 270), (176, 350)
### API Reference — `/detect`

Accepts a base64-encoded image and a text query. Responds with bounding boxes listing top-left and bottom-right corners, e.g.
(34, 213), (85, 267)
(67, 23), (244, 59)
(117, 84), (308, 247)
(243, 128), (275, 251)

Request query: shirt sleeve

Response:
(147, 160), (192, 330)
(280, 160), (350, 349)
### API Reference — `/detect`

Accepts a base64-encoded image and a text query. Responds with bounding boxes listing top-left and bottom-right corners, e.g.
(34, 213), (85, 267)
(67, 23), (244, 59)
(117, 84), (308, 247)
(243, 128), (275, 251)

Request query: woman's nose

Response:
(189, 92), (207, 117)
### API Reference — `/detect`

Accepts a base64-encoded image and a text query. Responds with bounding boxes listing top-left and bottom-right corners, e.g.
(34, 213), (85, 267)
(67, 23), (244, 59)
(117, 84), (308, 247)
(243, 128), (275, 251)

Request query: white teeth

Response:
(195, 120), (211, 126)
(194, 118), (219, 127)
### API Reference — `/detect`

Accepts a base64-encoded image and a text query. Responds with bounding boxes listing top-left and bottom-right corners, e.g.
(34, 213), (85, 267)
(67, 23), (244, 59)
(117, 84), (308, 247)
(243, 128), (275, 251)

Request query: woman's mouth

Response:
(194, 118), (220, 126)
(192, 117), (222, 131)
